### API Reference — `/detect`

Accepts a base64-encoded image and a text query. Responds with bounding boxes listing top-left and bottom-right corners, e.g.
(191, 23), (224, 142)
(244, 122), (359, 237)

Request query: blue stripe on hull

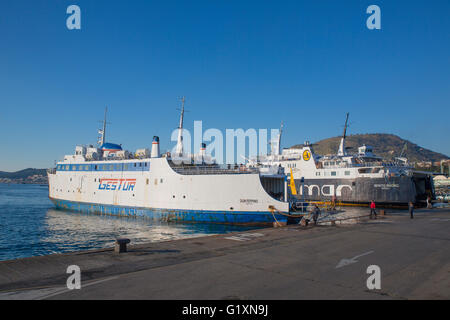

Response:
(50, 198), (287, 226)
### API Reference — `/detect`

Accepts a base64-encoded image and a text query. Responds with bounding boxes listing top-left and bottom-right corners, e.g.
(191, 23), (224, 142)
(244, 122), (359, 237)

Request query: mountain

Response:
(0, 168), (47, 179)
(291, 134), (449, 163)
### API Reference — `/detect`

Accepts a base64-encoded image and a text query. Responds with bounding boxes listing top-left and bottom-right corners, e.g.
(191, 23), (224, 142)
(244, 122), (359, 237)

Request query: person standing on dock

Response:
(409, 202), (414, 219)
(313, 205), (320, 225)
(370, 200), (377, 219)
(331, 195), (336, 210)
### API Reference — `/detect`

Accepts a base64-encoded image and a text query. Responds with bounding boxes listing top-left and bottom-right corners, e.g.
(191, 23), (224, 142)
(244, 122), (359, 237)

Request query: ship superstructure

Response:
(249, 114), (434, 206)
(48, 100), (290, 225)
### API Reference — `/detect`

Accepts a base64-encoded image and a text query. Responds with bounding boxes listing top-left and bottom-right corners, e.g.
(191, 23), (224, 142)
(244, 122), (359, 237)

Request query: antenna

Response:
(97, 106), (111, 146)
(337, 112), (350, 156)
(277, 121), (284, 155)
(342, 112), (349, 140)
(399, 142), (407, 158)
(178, 96), (185, 130)
(175, 97), (187, 156)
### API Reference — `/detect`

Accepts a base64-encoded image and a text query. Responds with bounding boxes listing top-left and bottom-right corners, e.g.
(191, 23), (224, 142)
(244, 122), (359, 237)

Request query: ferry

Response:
(249, 114), (435, 207)
(47, 100), (290, 225)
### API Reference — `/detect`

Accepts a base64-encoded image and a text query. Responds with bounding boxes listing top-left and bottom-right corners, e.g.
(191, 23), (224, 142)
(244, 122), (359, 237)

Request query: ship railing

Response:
(170, 165), (259, 175)
(323, 161), (411, 169)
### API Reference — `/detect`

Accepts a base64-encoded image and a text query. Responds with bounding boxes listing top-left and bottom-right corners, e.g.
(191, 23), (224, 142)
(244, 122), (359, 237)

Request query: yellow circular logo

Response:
(303, 150), (311, 161)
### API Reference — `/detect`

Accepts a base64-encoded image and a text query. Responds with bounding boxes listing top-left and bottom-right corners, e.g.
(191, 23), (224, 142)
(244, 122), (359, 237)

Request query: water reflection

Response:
(40, 208), (260, 255)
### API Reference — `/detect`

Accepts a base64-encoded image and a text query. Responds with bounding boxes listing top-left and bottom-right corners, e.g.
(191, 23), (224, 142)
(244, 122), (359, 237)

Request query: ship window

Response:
(124, 164), (128, 170)
(345, 171), (350, 176)
(146, 179), (149, 185)
(109, 165), (113, 171)
(316, 172), (320, 176)
(139, 163), (142, 167)
(331, 171), (337, 176)
(145, 162), (147, 166)
(95, 165), (98, 170)
(160, 179), (163, 183)
(134, 163), (137, 167)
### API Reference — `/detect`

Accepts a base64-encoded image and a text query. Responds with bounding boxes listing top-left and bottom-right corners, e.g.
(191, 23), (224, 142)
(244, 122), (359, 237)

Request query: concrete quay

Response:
(0, 207), (449, 300)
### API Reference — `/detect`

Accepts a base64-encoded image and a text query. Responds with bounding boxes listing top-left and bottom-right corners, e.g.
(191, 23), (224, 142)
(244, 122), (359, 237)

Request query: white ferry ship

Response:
(47, 101), (290, 225)
(249, 114), (435, 206)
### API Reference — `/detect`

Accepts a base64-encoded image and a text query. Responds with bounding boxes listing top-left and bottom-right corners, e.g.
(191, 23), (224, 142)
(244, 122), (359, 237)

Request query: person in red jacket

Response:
(370, 200), (377, 219)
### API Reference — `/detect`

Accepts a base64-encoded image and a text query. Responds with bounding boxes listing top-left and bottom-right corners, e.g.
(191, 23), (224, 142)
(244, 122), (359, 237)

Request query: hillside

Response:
(291, 134), (449, 163)
(0, 168), (47, 179)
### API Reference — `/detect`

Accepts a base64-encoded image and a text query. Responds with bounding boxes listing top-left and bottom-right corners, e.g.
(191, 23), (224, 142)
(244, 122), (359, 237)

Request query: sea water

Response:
(0, 184), (259, 261)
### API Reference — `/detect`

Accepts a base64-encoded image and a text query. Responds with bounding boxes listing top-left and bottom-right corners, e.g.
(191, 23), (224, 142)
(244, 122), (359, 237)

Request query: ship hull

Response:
(50, 197), (287, 226)
(293, 176), (417, 205)
(47, 157), (290, 225)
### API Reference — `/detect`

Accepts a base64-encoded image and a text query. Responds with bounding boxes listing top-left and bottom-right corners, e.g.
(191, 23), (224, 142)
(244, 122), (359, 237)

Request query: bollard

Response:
(115, 238), (131, 253)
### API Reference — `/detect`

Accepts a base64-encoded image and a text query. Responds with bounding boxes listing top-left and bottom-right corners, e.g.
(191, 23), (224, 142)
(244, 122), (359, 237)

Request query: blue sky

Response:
(0, 0), (449, 171)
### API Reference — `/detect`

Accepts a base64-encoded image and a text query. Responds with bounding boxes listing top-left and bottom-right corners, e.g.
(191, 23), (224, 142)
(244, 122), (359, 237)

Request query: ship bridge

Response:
(100, 143), (122, 152)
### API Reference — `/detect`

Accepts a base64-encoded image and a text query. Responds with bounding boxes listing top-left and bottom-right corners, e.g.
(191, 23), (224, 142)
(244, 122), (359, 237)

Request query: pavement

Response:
(0, 207), (449, 300)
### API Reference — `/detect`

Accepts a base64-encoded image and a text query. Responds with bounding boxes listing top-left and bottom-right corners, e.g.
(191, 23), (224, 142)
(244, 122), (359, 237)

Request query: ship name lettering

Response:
(98, 178), (136, 191)
(240, 199), (258, 204)
(374, 184), (399, 188)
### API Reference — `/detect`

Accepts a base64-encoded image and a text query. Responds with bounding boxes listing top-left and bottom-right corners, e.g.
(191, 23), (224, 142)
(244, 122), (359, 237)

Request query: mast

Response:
(175, 97), (185, 156)
(337, 112), (349, 156)
(269, 121), (284, 156)
(276, 121), (283, 156)
(98, 106), (108, 146)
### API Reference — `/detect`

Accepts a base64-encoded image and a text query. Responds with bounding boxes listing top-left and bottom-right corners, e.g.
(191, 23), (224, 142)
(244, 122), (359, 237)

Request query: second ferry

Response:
(249, 114), (435, 207)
